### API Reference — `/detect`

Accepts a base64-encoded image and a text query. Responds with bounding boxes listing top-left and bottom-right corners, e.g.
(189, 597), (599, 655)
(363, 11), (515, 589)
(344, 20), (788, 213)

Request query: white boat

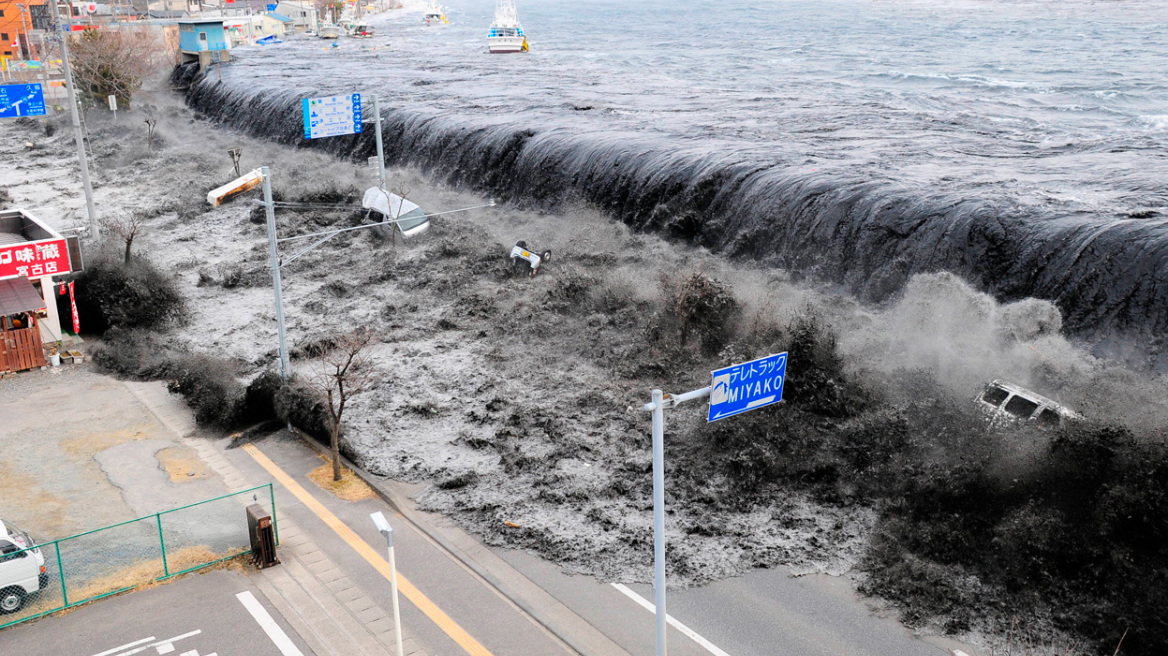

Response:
(423, 0), (447, 24)
(319, 24), (343, 39)
(487, 0), (527, 53)
(349, 22), (373, 37)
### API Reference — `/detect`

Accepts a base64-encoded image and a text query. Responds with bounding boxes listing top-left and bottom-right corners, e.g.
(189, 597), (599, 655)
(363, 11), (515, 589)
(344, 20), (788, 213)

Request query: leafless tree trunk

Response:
(101, 211), (145, 264)
(311, 329), (378, 481)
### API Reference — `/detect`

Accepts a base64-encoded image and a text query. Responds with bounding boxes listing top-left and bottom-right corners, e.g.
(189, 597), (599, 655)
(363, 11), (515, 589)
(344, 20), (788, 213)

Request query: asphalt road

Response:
(0, 568), (313, 656)
(497, 549), (973, 656)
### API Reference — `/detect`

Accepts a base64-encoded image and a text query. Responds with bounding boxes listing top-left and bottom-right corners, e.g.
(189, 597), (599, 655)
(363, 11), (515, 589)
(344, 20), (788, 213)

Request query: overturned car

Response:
(976, 380), (1082, 428)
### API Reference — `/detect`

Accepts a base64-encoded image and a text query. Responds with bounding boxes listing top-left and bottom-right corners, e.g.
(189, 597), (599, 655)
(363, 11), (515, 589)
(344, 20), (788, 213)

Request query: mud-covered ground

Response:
(5, 79), (1168, 653)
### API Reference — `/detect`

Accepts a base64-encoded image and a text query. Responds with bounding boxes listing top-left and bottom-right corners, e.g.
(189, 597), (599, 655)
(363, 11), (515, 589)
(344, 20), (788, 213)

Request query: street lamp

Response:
(369, 511), (404, 656)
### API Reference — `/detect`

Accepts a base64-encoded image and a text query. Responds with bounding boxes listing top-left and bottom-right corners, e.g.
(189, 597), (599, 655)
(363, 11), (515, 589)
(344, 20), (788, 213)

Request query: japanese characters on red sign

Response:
(0, 239), (72, 280)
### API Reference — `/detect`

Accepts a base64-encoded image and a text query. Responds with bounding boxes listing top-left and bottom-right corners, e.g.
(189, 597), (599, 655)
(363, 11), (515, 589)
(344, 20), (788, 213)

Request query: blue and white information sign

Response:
(302, 93), (363, 140)
(266, 3), (277, 9)
(0, 83), (47, 119)
(708, 352), (787, 421)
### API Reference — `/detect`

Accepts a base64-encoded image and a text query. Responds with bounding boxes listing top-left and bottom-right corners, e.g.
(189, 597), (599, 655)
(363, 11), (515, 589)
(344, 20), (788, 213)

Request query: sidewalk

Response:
(127, 379), (639, 656)
(125, 380), (430, 656)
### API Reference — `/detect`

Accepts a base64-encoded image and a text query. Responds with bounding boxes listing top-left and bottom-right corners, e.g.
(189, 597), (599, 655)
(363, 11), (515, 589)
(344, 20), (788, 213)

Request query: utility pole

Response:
(372, 94), (385, 190)
(17, 4), (35, 62)
(48, 0), (100, 238)
(261, 166), (291, 380)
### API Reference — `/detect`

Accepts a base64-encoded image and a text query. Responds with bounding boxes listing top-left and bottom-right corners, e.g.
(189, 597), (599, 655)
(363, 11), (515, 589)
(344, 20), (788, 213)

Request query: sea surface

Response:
(184, 0), (1168, 350)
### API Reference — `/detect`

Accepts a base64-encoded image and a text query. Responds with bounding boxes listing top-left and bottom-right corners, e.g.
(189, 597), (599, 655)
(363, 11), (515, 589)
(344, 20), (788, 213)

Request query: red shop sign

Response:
(0, 238), (72, 280)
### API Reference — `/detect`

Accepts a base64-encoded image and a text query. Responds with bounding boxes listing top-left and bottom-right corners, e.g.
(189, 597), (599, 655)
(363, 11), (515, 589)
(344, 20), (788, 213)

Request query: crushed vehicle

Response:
(510, 240), (551, 277)
(0, 519), (48, 614)
(976, 380), (1082, 428)
(362, 187), (431, 240)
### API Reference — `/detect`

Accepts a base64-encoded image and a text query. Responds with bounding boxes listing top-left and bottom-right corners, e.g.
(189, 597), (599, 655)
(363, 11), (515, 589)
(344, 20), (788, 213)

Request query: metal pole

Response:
(650, 388), (667, 656)
(262, 166), (290, 379)
(48, 0), (99, 237)
(372, 93), (386, 190)
(386, 530), (404, 656)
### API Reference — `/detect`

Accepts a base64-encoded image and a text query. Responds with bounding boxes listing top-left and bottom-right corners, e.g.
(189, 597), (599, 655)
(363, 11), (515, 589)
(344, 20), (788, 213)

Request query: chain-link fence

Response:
(0, 483), (276, 629)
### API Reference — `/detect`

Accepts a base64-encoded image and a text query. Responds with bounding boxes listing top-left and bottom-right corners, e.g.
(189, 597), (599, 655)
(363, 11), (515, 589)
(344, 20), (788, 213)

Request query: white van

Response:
(976, 380), (1082, 428)
(0, 519), (48, 614)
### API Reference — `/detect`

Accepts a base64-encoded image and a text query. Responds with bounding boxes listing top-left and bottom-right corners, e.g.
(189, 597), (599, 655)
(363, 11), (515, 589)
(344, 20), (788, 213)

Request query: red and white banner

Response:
(68, 281), (79, 334)
(0, 238), (72, 280)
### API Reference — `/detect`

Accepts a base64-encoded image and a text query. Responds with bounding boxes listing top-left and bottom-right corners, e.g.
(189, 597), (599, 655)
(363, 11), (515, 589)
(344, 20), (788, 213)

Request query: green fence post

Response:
(157, 513), (170, 577)
(269, 482), (280, 545)
(55, 541), (68, 607)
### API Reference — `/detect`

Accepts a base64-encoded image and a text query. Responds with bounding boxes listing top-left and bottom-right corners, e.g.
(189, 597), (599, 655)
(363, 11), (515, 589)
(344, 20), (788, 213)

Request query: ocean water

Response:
(183, 0), (1168, 349)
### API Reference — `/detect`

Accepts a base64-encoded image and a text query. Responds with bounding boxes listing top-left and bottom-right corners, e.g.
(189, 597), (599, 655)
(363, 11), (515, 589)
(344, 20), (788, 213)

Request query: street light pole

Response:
(47, 0), (99, 238)
(262, 166), (291, 380)
(370, 512), (404, 656)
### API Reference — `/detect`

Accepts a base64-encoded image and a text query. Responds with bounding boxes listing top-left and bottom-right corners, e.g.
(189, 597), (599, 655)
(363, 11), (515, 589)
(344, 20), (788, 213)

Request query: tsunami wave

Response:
(175, 66), (1168, 359)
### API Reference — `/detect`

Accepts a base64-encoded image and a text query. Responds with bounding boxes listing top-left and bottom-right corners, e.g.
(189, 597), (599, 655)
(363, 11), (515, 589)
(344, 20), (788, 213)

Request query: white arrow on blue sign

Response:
(0, 83), (47, 119)
(707, 352), (787, 421)
(301, 93), (363, 140)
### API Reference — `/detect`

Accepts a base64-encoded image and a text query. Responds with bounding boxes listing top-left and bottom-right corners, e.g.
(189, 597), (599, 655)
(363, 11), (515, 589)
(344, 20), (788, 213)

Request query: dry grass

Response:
(307, 460), (376, 502)
(156, 445), (213, 483)
(59, 425), (152, 457)
(15, 545), (247, 622)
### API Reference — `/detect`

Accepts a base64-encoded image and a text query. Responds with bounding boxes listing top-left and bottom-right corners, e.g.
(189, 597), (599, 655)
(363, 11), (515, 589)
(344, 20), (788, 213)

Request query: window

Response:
(980, 384), (1009, 407)
(0, 541), (26, 562)
(72, 5), (79, 15)
(1003, 395), (1039, 419)
(1037, 408), (1061, 429)
(2, 51), (10, 57)
(0, 10), (5, 17)
(1, 34), (8, 42)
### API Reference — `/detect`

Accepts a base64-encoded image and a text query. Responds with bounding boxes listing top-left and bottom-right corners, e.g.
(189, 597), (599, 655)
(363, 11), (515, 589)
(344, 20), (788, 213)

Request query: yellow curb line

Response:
(242, 443), (494, 656)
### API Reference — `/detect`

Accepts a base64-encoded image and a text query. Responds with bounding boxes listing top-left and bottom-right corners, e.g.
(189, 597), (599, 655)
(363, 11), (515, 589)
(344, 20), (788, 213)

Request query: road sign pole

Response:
(650, 388), (667, 656)
(262, 166), (290, 380)
(643, 384), (712, 656)
(48, 0), (99, 238)
(372, 93), (386, 190)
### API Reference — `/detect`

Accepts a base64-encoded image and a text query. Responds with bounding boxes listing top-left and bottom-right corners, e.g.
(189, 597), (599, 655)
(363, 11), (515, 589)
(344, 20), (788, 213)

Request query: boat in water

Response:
(487, 0), (527, 53)
(423, 0), (447, 25)
(319, 24), (343, 39)
(349, 22), (373, 37)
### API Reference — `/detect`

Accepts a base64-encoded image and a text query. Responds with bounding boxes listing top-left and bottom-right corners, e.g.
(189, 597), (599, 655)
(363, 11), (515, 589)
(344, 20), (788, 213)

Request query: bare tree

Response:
(143, 106), (158, 151)
(68, 26), (163, 109)
(101, 211), (145, 264)
(310, 329), (379, 481)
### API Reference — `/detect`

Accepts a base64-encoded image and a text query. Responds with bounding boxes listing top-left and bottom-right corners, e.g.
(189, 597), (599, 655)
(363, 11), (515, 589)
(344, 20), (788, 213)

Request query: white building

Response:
(274, 1), (317, 32)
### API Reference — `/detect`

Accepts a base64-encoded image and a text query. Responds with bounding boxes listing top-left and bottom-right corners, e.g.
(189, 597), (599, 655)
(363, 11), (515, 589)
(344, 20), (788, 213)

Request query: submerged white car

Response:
(976, 380), (1082, 428)
(0, 519), (48, 614)
(362, 187), (431, 241)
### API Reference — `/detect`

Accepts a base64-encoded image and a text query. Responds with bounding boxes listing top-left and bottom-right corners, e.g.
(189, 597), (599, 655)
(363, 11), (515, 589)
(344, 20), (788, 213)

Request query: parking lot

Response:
(0, 568), (313, 656)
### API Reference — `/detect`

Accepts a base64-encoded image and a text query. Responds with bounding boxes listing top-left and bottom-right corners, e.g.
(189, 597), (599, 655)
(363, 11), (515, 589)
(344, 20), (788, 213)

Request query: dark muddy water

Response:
(180, 0), (1168, 353)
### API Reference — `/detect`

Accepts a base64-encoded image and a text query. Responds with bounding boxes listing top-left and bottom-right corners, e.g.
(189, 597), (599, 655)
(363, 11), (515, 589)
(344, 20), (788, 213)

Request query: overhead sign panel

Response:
(302, 93), (363, 140)
(0, 84), (47, 118)
(708, 352), (787, 422)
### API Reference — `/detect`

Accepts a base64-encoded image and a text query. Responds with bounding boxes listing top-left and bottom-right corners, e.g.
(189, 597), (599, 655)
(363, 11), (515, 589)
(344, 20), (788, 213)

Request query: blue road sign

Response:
(708, 352), (787, 422)
(267, 3), (277, 9)
(0, 83), (47, 119)
(302, 93), (363, 140)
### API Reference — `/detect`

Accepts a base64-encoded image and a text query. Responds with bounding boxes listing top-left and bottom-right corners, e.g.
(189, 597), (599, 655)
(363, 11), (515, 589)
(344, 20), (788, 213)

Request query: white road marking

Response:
(156, 643), (175, 655)
(92, 638), (156, 656)
(236, 590), (304, 656)
(611, 583), (733, 656)
(106, 632), (202, 656)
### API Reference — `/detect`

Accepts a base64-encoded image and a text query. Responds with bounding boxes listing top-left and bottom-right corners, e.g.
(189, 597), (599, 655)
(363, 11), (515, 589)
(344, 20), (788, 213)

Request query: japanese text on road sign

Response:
(708, 352), (787, 421)
(0, 83), (47, 118)
(302, 93), (363, 140)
